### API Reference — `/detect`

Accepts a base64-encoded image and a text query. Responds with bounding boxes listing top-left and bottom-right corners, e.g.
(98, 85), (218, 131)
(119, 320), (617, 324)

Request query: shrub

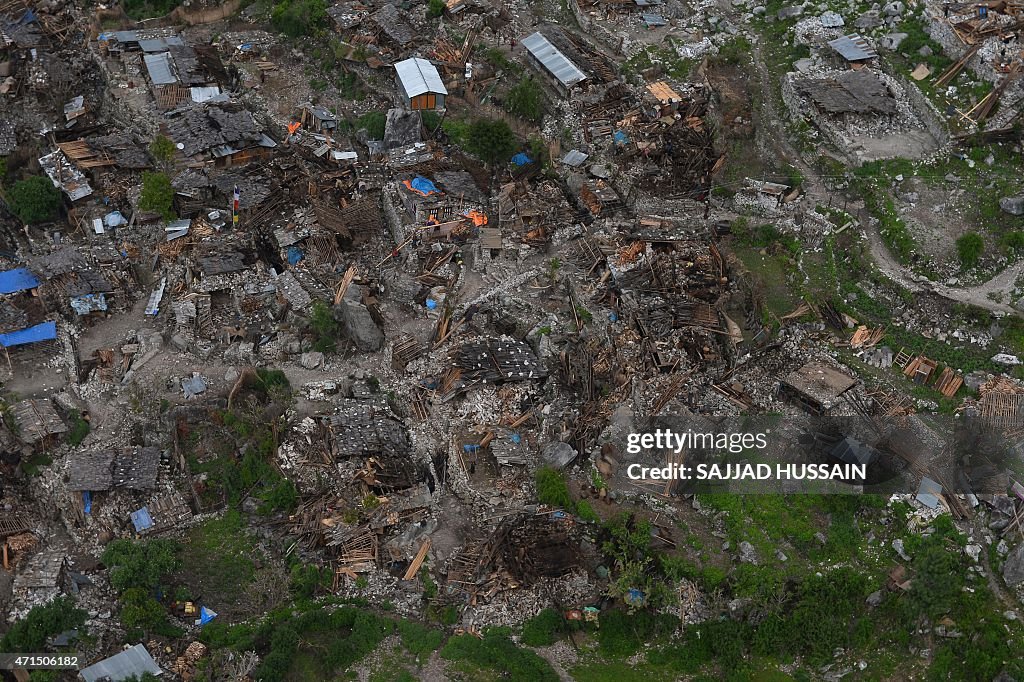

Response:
(521, 608), (563, 646)
(101, 538), (181, 593)
(139, 171), (175, 221)
(0, 597), (86, 651)
(357, 111), (386, 140)
(309, 300), (340, 352)
(397, 619), (443, 656)
(271, 0), (327, 38)
(427, 0), (445, 17)
(464, 118), (516, 166)
(149, 135), (176, 168)
(535, 467), (572, 508)
(67, 410), (90, 446)
(8, 176), (62, 224)
(956, 232), (984, 268)
(441, 628), (559, 681)
(506, 77), (544, 123)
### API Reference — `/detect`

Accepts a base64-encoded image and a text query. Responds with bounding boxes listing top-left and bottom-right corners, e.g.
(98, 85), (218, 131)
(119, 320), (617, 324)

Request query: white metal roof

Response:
(143, 52), (177, 85)
(521, 32), (587, 88)
(395, 57), (448, 98)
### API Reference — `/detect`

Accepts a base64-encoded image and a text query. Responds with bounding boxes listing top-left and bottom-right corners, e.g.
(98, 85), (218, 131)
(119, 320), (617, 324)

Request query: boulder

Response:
(336, 301), (384, 351)
(1003, 543), (1024, 588)
(777, 5), (803, 19)
(820, 10), (845, 26)
(880, 32), (908, 50)
(541, 442), (578, 469)
(300, 351), (325, 369)
(1000, 196), (1024, 216)
(882, 0), (904, 15)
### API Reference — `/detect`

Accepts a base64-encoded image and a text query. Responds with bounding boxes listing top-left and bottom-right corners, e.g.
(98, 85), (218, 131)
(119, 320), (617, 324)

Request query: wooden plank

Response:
(403, 537), (432, 580)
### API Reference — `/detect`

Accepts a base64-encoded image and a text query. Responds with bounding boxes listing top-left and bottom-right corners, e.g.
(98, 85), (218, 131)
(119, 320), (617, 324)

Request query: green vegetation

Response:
(956, 231), (984, 268)
(520, 608), (565, 646)
(309, 300), (341, 353)
(66, 410), (90, 446)
(101, 539), (182, 638)
(122, 0), (179, 20)
(427, 0), (446, 18)
(149, 135), (176, 169)
(536, 466), (573, 508)
(271, 0), (327, 38)
(397, 619), (444, 657)
(506, 77), (544, 123)
(715, 36), (753, 66)
(7, 176), (62, 224)
(180, 511), (257, 604)
(622, 45), (693, 80)
(0, 597), (86, 652)
(441, 627), (560, 681)
(139, 171), (175, 222)
(464, 118), (517, 166)
(358, 111), (387, 140)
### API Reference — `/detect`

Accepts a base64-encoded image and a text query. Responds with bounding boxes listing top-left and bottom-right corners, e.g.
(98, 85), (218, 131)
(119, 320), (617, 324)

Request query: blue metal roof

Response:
(0, 320), (56, 347)
(0, 267), (40, 294)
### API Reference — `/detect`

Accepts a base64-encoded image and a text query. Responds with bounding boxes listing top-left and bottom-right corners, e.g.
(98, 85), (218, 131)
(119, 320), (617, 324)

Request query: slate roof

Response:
(165, 104), (266, 158)
(67, 446), (161, 491)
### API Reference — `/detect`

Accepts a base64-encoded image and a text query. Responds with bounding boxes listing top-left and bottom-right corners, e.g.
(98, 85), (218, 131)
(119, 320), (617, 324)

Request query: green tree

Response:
(309, 300), (340, 353)
(7, 176), (62, 224)
(464, 118), (516, 166)
(427, 0), (446, 17)
(506, 77), (544, 123)
(138, 171), (176, 221)
(956, 232), (984, 268)
(101, 538), (182, 593)
(120, 588), (168, 633)
(149, 135), (176, 169)
(271, 0), (327, 38)
(0, 597), (86, 651)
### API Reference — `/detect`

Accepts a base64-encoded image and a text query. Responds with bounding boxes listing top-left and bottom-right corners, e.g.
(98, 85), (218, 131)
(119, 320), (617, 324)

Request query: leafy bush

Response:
(67, 410), (90, 446)
(464, 118), (516, 166)
(271, 0), (327, 38)
(427, 0), (446, 17)
(521, 608), (564, 646)
(7, 176), (61, 224)
(308, 300), (340, 353)
(0, 597), (86, 651)
(149, 135), (176, 167)
(357, 111), (387, 140)
(397, 619), (443, 656)
(139, 171), (175, 221)
(441, 628), (559, 681)
(956, 232), (984, 268)
(535, 467), (573, 508)
(506, 77), (544, 123)
(101, 538), (181, 593)
(122, 0), (179, 20)
(598, 609), (678, 658)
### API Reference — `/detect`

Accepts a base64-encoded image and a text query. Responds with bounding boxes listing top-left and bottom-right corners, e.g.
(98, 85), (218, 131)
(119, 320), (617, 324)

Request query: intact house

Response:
(395, 57), (447, 111)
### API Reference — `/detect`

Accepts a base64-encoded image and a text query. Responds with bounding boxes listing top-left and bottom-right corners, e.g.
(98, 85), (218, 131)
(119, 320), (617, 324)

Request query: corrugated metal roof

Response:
(138, 36), (183, 52)
(80, 644), (163, 682)
(522, 32), (587, 88)
(143, 52), (177, 85)
(190, 85), (221, 103)
(395, 57), (447, 98)
(828, 34), (877, 61)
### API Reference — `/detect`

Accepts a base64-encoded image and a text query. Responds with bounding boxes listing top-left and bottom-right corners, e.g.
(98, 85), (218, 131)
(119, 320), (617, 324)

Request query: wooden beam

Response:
(403, 537), (432, 580)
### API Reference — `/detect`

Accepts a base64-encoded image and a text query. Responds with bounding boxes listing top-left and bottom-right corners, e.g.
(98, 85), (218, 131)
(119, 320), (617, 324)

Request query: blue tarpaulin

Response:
(511, 152), (532, 166)
(0, 268), (40, 294)
(199, 607), (217, 625)
(613, 130), (629, 145)
(287, 246), (304, 265)
(425, 298), (437, 309)
(408, 176), (439, 195)
(0, 320), (56, 348)
(130, 507), (154, 532)
(83, 491), (92, 515)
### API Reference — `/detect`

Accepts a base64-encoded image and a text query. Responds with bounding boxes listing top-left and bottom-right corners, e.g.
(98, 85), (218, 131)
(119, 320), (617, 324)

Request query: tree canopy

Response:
(7, 175), (62, 224)
(464, 118), (517, 166)
(139, 171), (176, 221)
(506, 77), (544, 123)
(101, 538), (181, 593)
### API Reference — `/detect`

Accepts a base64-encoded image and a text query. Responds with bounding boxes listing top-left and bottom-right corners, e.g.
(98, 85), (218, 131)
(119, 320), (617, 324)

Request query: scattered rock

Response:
(738, 540), (759, 564)
(866, 590), (883, 606)
(336, 301), (385, 351)
(820, 10), (845, 26)
(965, 544), (982, 562)
(882, 0), (904, 16)
(918, 45), (933, 57)
(777, 5), (803, 19)
(880, 32), (908, 50)
(893, 538), (911, 561)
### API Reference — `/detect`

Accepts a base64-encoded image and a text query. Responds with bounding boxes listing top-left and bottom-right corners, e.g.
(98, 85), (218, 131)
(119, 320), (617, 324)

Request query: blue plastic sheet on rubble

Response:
(510, 433), (522, 444)
(199, 607), (217, 625)
(409, 176), (439, 195)
(609, 312), (619, 322)
(19, 8), (37, 24)
(131, 507), (154, 532)
(613, 130), (629, 145)
(287, 246), (304, 265)
(0, 267), (40, 294)
(83, 491), (92, 515)
(0, 320), (56, 348)
(463, 444), (480, 453)
(104, 211), (126, 228)
(511, 152), (532, 166)
(425, 298), (437, 309)
(625, 588), (645, 606)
